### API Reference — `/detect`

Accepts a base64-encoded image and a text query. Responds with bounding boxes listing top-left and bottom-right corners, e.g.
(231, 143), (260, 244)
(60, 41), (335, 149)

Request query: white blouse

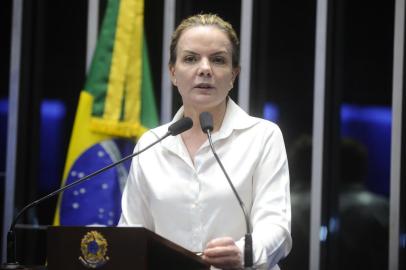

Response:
(119, 99), (292, 269)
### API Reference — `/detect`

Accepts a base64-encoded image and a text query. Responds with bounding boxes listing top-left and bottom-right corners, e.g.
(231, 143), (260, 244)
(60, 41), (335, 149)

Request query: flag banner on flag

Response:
(54, 0), (158, 226)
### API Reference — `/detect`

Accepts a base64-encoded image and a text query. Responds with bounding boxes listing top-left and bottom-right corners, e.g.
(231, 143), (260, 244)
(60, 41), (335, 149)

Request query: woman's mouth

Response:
(194, 83), (214, 90)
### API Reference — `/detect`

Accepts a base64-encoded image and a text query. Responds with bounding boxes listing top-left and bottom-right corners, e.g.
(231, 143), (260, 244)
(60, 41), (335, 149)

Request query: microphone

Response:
(168, 116), (193, 135)
(199, 112), (253, 268)
(1, 117), (193, 270)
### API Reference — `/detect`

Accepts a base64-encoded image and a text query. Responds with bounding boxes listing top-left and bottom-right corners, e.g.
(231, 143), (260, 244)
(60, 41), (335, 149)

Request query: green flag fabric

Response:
(54, 0), (158, 226)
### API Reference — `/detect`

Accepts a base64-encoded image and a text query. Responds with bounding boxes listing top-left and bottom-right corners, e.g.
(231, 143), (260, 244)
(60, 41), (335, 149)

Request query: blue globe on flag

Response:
(60, 139), (134, 226)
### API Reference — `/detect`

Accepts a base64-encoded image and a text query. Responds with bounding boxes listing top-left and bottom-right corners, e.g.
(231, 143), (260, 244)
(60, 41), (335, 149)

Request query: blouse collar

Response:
(159, 98), (260, 155)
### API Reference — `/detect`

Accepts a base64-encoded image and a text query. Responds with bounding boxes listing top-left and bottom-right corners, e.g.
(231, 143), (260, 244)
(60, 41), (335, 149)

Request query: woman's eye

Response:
(212, 56), (226, 64)
(184, 55), (197, 63)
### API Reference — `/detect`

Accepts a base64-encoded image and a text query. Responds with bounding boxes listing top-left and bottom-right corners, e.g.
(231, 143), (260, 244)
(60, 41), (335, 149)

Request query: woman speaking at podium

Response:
(119, 14), (291, 270)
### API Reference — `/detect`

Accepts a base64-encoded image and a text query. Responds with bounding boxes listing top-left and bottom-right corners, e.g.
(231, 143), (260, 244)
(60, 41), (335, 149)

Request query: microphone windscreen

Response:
(199, 112), (214, 133)
(168, 117), (193, 135)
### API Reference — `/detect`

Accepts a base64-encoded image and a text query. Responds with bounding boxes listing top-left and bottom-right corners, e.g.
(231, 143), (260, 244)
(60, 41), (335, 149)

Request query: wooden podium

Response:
(47, 226), (209, 270)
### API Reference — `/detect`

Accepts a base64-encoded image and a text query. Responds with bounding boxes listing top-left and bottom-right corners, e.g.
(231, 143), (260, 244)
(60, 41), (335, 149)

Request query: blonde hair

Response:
(169, 14), (240, 68)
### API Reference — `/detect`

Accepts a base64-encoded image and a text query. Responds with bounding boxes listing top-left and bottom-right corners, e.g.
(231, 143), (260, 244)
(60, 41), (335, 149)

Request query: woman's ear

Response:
(229, 67), (240, 89)
(169, 65), (177, 86)
(231, 67), (240, 83)
(228, 67), (240, 90)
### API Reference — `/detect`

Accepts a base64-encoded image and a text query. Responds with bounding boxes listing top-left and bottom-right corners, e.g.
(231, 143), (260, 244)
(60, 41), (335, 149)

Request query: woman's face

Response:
(170, 25), (239, 111)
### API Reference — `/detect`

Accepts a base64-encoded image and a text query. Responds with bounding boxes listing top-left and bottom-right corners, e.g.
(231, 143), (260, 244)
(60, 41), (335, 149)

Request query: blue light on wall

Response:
(39, 100), (66, 194)
(263, 102), (280, 123)
(261, 101), (391, 197)
(0, 99), (67, 194)
(0, 99), (8, 174)
(340, 104), (391, 196)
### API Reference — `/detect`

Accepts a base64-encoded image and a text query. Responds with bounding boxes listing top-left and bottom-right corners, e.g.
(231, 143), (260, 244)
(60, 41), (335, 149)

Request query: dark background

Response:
(0, 0), (401, 269)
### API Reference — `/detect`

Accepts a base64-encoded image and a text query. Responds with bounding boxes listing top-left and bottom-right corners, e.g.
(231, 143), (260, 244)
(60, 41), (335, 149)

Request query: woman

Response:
(119, 14), (291, 269)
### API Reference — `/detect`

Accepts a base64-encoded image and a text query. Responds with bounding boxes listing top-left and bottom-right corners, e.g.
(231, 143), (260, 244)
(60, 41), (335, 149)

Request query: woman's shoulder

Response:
(227, 99), (281, 135)
(137, 123), (171, 145)
(246, 115), (283, 136)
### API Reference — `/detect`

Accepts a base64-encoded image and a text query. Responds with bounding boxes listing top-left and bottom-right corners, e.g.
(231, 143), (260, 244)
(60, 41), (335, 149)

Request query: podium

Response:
(47, 226), (209, 270)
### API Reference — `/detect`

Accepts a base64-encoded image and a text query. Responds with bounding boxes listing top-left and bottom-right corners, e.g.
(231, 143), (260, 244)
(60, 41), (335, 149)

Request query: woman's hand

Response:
(202, 237), (243, 270)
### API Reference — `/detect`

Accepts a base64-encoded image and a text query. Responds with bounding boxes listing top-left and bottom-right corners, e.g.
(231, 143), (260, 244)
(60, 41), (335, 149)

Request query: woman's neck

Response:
(182, 101), (227, 133)
(180, 100), (228, 162)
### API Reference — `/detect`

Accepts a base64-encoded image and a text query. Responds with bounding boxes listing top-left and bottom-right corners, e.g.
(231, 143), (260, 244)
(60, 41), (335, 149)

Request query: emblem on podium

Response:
(79, 230), (110, 268)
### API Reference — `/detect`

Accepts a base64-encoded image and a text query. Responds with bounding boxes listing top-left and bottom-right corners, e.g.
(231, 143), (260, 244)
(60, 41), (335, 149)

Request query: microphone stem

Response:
(10, 132), (170, 232)
(206, 130), (251, 233)
(6, 131), (170, 264)
(206, 130), (253, 267)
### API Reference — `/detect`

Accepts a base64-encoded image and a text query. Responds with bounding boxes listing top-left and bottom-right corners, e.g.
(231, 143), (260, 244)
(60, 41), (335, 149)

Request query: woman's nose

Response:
(197, 58), (212, 76)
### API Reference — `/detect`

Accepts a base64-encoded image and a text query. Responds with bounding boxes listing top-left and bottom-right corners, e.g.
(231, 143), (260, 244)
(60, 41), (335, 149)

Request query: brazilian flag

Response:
(53, 0), (158, 226)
